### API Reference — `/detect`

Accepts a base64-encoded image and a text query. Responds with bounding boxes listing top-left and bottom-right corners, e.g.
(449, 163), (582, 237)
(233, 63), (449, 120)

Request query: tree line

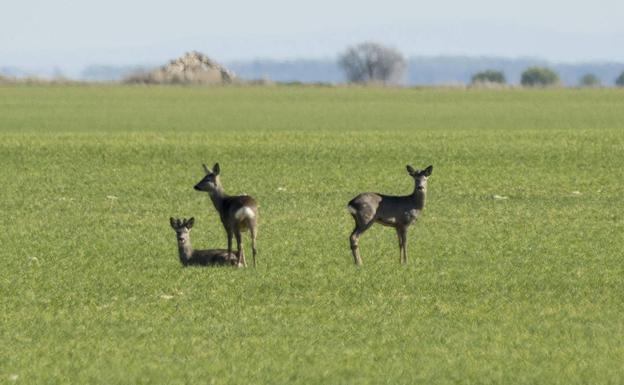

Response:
(339, 42), (624, 87)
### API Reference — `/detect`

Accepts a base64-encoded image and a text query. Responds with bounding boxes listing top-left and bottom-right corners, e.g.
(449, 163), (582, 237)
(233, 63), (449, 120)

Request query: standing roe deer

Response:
(169, 217), (238, 266)
(193, 163), (259, 267)
(347, 165), (433, 265)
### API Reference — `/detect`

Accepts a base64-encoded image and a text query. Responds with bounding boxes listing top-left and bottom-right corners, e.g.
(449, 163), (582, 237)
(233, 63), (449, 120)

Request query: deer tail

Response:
(235, 206), (256, 221)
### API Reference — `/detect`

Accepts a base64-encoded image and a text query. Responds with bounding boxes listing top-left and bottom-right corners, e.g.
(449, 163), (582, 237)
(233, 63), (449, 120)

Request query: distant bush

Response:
(520, 67), (560, 87)
(471, 70), (506, 85)
(579, 74), (601, 88)
(616, 72), (624, 87)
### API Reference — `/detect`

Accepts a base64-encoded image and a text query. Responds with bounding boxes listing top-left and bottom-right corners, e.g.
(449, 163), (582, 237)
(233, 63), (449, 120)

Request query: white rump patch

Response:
(235, 207), (255, 221)
(347, 204), (357, 215)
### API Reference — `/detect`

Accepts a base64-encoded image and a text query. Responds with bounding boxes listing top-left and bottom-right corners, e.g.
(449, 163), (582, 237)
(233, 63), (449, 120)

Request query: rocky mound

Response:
(125, 51), (236, 85)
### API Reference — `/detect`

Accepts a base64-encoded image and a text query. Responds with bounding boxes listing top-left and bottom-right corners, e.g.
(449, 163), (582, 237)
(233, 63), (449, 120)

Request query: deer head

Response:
(406, 165), (433, 192)
(193, 163), (221, 193)
(170, 217), (195, 245)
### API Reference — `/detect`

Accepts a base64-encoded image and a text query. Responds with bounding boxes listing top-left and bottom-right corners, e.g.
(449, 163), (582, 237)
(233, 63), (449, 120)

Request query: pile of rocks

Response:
(125, 51), (237, 85)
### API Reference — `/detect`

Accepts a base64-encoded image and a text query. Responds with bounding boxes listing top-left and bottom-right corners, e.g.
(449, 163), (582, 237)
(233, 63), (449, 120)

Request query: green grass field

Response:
(1, 85), (623, 384)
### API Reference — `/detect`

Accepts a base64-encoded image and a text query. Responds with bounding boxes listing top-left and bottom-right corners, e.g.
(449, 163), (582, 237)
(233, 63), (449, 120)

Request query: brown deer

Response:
(347, 165), (433, 265)
(193, 163), (259, 267)
(169, 217), (238, 266)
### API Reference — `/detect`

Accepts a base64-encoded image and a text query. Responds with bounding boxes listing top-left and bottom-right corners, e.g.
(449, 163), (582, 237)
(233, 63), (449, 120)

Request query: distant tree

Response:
(616, 71), (624, 87)
(338, 42), (406, 84)
(579, 73), (601, 88)
(471, 70), (506, 85)
(520, 67), (560, 87)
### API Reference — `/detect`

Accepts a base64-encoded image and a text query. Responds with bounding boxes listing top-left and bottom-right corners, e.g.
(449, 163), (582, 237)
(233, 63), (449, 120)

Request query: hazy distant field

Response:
(1, 85), (623, 384)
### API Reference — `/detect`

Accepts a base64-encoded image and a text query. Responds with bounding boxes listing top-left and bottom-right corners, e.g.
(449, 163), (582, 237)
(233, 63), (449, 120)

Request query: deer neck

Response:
(208, 184), (228, 212)
(411, 186), (427, 210)
(178, 241), (193, 266)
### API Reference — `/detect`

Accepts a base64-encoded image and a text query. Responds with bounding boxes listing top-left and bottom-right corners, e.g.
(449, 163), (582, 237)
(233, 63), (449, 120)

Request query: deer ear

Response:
(424, 165), (433, 176)
(202, 164), (212, 174)
(170, 217), (176, 228)
(212, 163), (220, 175)
(406, 165), (416, 175)
(187, 217), (195, 229)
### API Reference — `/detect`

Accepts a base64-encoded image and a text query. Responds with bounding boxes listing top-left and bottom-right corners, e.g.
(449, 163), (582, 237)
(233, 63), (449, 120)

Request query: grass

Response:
(1, 85), (623, 384)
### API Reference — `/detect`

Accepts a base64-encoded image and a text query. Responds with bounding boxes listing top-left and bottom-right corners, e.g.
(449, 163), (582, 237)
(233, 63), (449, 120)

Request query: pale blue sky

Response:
(1, 0), (622, 71)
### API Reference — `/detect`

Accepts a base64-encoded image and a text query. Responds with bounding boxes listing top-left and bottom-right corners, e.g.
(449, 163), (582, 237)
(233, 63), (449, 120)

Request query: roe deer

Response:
(169, 217), (238, 266)
(347, 165), (433, 265)
(193, 163), (259, 267)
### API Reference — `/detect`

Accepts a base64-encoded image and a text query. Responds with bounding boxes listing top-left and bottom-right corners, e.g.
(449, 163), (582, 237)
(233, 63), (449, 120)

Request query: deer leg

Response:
(396, 227), (404, 264)
(226, 228), (235, 264)
(397, 226), (408, 265)
(350, 218), (374, 266)
(250, 223), (258, 268)
(349, 229), (362, 265)
(234, 230), (246, 267)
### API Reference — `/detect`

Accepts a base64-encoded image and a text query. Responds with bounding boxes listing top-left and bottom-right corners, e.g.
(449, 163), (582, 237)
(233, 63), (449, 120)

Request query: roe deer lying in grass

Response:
(347, 165), (433, 265)
(170, 217), (238, 267)
(194, 163), (259, 267)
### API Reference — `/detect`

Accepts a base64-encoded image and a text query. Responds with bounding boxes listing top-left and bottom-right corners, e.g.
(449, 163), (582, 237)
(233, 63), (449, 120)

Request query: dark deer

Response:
(347, 165), (433, 265)
(193, 163), (259, 267)
(169, 217), (238, 266)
